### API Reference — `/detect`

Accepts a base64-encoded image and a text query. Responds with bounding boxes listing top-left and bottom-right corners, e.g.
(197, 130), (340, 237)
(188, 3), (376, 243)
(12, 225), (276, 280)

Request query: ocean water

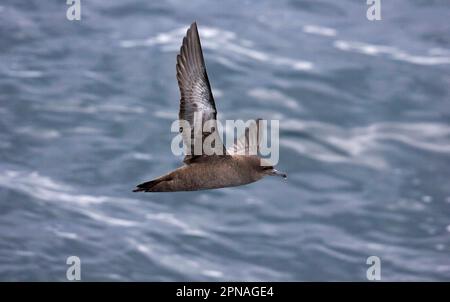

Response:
(1, 0), (450, 281)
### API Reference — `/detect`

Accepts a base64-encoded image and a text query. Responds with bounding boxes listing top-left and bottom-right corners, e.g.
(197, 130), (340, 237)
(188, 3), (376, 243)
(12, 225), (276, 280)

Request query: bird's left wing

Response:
(176, 22), (226, 163)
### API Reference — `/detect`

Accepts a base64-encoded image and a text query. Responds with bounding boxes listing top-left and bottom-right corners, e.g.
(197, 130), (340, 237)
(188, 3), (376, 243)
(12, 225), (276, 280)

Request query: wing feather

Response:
(176, 22), (225, 162)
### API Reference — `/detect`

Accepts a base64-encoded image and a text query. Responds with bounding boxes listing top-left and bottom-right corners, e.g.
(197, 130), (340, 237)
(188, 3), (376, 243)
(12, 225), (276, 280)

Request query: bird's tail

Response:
(133, 176), (171, 192)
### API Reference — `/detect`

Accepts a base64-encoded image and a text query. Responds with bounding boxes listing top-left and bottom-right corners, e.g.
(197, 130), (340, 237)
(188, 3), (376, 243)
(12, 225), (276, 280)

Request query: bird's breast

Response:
(165, 159), (260, 191)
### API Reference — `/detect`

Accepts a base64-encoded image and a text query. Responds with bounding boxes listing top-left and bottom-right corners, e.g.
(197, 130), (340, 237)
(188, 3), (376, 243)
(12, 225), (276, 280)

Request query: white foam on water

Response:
(303, 25), (337, 37)
(146, 212), (206, 236)
(6, 70), (43, 78)
(248, 88), (301, 110)
(16, 127), (61, 140)
(334, 40), (450, 66)
(120, 25), (314, 72)
(202, 270), (224, 278)
(281, 120), (450, 169)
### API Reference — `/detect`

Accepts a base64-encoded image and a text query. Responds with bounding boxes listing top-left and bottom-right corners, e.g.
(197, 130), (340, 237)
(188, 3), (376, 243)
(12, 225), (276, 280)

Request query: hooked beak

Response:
(269, 169), (287, 179)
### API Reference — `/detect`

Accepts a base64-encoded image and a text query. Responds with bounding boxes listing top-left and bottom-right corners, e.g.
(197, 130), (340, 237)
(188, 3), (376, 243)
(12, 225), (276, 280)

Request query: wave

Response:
(4, 70), (43, 78)
(281, 120), (450, 168)
(0, 170), (109, 206)
(146, 212), (206, 236)
(247, 88), (302, 110)
(0, 169), (139, 227)
(0, 169), (209, 234)
(120, 25), (314, 72)
(334, 40), (450, 66)
(303, 25), (337, 37)
(301, 23), (450, 67)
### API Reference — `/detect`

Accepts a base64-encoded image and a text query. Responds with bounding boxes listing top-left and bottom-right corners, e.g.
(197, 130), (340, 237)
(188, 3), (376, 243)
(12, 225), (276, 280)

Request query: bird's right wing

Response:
(227, 119), (263, 156)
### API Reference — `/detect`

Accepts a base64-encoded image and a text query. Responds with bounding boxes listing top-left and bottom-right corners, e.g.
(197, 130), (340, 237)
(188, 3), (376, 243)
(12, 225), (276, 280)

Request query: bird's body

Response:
(135, 155), (264, 192)
(134, 22), (286, 193)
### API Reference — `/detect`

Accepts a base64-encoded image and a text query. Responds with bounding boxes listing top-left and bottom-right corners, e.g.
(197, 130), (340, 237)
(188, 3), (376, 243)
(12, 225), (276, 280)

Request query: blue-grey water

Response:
(1, 0), (450, 281)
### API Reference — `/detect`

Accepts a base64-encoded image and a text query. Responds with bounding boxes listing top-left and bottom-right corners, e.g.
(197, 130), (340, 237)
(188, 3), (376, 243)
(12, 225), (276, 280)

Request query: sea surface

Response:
(1, 0), (450, 281)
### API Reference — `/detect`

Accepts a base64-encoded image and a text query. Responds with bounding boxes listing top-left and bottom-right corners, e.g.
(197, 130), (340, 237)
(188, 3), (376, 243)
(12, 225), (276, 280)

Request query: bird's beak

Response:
(269, 169), (287, 179)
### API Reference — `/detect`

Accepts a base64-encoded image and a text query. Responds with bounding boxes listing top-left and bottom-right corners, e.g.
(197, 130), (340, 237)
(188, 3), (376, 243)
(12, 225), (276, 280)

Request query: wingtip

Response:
(189, 22), (199, 35)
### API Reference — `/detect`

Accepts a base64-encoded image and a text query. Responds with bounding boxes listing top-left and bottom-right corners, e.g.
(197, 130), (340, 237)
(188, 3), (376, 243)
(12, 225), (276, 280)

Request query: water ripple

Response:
(334, 40), (450, 66)
(120, 25), (314, 71)
(282, 120), (450, 168)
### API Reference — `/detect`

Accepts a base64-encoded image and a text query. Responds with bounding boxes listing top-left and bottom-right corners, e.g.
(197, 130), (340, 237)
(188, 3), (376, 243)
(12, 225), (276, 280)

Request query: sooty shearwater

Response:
(133, 22), (286, 192)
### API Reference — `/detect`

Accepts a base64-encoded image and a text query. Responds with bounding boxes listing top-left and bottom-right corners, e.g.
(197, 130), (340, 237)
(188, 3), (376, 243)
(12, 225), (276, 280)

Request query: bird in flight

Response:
(133, 22), (286, 192)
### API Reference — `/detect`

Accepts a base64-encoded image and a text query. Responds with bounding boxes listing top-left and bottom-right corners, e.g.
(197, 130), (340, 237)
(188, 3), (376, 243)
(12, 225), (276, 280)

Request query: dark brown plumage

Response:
(134, 22), (286, 192)
(176, 22), (224, 162)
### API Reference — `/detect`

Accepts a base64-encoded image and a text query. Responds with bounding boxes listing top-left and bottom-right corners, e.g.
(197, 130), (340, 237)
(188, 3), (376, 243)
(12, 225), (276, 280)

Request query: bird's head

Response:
(257, 159), (287, 179)
(261, 165), (287, 179)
